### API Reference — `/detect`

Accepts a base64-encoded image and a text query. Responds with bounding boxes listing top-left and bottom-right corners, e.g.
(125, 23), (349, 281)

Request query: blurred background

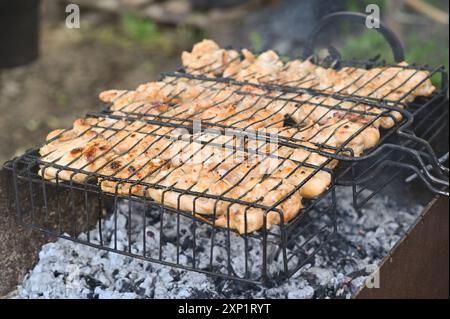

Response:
(0, 0), (448, 164)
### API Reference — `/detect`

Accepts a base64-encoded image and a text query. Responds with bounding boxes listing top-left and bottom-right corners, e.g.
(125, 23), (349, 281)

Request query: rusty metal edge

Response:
(353, 195), (449, 299)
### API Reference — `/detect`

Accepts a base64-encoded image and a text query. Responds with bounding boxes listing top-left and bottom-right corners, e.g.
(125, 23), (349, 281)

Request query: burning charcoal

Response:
(287, 286), (314, 299)
(13, 186), (425, 299)
(189, 288), (219, 299)
(86, 292), (99, 299)
(83, 275), (106, 290)
(134, 286), (146, 297)
(93, 287), (137, 299)
(350, 276), (368, 292)
(170, 269), (182, 282)
(118, 280), (133, 293)
(304, 267), (334, 286)
(181, 237), (193, 250)
(311, 285), (328, 299)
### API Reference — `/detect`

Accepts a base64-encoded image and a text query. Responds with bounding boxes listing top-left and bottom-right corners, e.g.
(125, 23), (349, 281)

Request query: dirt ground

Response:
(0, 6), (192, 164)
(0, 0), (448, 164)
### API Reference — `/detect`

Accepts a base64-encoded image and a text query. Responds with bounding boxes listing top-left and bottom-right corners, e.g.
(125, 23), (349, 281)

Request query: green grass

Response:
(121, 14), (161, 44)
(404, 32), (449, 87)
(54, 92), (69, 108)
(346, 0), (386, 13)
(341, 0), (448, 86)
(79, 14), (202, 56)
(340, 0), (388, 49)
(340, 30), (394, 62)
(341, 30), (448, 86)
(249, 31), (263, 51)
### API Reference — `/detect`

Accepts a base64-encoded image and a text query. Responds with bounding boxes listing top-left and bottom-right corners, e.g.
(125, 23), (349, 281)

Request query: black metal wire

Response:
(3, 52), (448, 285)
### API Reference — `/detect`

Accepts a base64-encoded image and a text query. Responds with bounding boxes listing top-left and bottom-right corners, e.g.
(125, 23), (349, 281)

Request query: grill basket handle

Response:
(302, 11), (405, 63)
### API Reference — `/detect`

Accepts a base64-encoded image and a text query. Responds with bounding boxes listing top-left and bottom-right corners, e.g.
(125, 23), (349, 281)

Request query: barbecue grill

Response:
(2, 12), (448, 286)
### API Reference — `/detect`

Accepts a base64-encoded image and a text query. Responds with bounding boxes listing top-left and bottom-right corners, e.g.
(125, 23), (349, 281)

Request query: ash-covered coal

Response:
(11, 186), (423, 299)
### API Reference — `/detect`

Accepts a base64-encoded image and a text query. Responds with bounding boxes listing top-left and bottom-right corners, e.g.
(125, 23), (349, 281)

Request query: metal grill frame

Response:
(2, 47), (449, 285)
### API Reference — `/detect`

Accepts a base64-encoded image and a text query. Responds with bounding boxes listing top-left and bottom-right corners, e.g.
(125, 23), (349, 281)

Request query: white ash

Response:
(11, 186), (423, 299)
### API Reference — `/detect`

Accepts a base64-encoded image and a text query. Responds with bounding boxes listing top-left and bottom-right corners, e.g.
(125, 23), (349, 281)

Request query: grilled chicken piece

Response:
(39, 40), (438, 235)
(100, 82), (172, 109)
(147, 160), (305, 234)
(99, 81), (209, 118)
(164, 133), (242, 168)
(174, 77), (404, 131)
(40, 118), (330, 234)
(39, 118), (173, 186)
(224, 49), (284, 83)
(98, 137), (173, 196)
(283, 61), (434, 102)
(310, 117), (380, 157)
(101, 79), (289, 129)
(279, 95), (401, 129)
(266, 107), (381, 157)
(181, 39), (240, 76)
(214, 178), (303, 234)
(269, 159), (332, 198)
(145, 130), (331, 225)
(40, 118), (116, 182)
(186, 40), (436, 104)
(276, 60), (319, 86)
(147, 163), (233, 215)
(99, 74), (404, 139)
(39, 131), (115, 183)
(347, 62), (435, 102)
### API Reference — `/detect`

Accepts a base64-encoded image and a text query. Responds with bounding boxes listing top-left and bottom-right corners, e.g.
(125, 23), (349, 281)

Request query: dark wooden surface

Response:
(356, 195), (449, 299)
(0, 168), (49, 297)
(0, 167), (103, 297)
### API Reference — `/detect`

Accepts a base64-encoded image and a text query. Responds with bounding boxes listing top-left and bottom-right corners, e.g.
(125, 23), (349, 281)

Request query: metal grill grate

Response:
(3, 17), (449, 284)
